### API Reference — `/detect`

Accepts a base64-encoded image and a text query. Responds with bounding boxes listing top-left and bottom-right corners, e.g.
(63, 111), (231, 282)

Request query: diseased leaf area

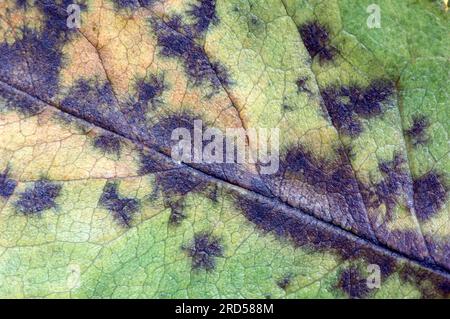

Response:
(0, 0), (448, 298)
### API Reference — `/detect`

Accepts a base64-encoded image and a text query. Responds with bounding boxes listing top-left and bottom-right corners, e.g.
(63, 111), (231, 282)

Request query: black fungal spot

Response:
(0, 168), (17, 198)
(153, 19), (230, 89)
(15, 180), (61, 215)
(298, 22), (336, 61)
(277, 273), (292, 290)
(93, 133), (122, 155)
(99, 182), (140, 227)
(184, 232), (224, 271)
(338, 267), (370, 299)
(187, 0), (218, 35)
(295, 76), (310, 94)
(413, 171), (447, 221)
(405, 115), (429, 146)
(281, 104), (292, 112)
(136, 74), (165, 105)
(322, 80), (394, 136)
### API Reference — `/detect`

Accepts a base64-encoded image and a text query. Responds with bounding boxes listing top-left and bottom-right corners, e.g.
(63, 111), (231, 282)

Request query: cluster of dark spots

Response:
(276, 273), (293, 290)
(295, 76), (310, 94)
(93, 133), (122, 155)
(187, 0), (218, 35)
(338, 267), (370, 299)
(15, 179), (61, 215)
(298, 22), (336, 62)
(153, 19), (231, 89)
(322, 80), (394, 136)
(413, 171), (447, 221)
(183, 232), (224, 271)
(135, 74), (166, 105)
(0, 168), (17, 198)
(99, 181), (140, 227)
(362, 153), (410, 220)
(405, 115), (429, 146)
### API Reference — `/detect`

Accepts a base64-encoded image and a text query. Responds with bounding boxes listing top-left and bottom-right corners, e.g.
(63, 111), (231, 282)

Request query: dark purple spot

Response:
(0, 27), (63, 102)
(363, 153), (410, 220)
(15, 180), (61, 215)
(136, 74), (165, 105)
(322, 80), (393, 136)
(93, 133), (122, 155)
(99, 182), (140, 227)
(405, 115), (429, 146)
(338, 267), (370, 299)
(153, 19), (227, 89)
(156, 169), (209, 196)
(298, 22), (336, 61)
(187, 0), (218, 35)
(184, 232), (224, 271)
(0, 168), (17, 198)
(322, 87), (362, 136)
(413, 171), (447, 221)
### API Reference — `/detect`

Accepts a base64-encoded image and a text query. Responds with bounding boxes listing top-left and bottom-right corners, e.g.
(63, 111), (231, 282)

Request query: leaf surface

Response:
(0, 0), (448, 298)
